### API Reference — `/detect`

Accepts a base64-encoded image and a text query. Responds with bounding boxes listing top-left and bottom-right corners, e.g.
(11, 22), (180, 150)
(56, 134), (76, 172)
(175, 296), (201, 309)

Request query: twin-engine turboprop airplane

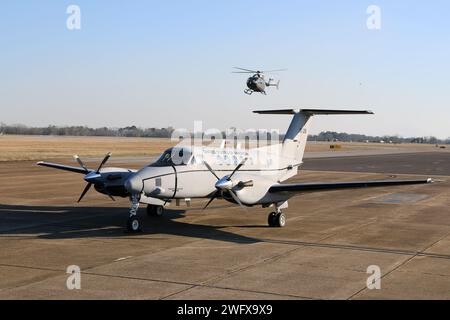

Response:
(38, 109), (433, 232)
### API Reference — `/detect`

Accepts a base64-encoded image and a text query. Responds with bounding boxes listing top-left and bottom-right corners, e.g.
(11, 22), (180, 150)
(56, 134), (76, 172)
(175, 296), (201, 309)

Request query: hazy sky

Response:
(1, 1), (449, 138)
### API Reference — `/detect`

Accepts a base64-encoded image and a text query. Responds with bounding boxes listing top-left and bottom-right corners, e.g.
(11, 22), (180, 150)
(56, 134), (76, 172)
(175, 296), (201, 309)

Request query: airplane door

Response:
(168, 165), (178, 199)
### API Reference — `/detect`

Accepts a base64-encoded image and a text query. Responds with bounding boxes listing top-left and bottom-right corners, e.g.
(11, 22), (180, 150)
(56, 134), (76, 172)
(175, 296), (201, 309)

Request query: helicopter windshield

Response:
(149, 148), (192, 167)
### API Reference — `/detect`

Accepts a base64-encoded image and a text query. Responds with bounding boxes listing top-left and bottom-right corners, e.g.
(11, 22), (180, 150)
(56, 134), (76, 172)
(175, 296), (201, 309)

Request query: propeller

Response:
(202, 158), (252, 210)
(75, 152), (114, 202)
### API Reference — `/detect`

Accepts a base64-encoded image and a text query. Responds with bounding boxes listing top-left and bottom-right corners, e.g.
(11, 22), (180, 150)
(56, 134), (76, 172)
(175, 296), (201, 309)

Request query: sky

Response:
(1, 1), (449, 138)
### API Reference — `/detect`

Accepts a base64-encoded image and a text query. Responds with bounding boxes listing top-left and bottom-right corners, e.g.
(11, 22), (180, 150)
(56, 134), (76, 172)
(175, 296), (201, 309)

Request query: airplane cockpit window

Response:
(149, 148), (191, 167)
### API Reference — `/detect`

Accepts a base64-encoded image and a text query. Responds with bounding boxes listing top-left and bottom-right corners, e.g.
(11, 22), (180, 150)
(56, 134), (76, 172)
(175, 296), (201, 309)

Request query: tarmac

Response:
(0, 150), (449, 299)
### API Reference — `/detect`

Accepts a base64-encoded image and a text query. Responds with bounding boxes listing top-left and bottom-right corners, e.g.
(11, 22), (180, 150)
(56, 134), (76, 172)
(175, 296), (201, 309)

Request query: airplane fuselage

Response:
(124, 145), (297, 206)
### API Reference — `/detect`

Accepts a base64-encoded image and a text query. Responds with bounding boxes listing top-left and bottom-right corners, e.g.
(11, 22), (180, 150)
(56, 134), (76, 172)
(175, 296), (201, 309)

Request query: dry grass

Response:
(0, 135), (437, 161)
(0, 135), (175, 161)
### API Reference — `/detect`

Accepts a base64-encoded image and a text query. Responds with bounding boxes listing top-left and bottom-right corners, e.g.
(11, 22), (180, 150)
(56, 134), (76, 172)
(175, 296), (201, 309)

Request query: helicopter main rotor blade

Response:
(233, 67), (258, 73)
(262, 69), (288, 73)
(78, 183), (92, 203)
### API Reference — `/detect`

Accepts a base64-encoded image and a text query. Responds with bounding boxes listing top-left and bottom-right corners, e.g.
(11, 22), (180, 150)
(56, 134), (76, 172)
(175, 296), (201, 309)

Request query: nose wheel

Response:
(127, 216), (141, 232)
(268, 211), (286, 228)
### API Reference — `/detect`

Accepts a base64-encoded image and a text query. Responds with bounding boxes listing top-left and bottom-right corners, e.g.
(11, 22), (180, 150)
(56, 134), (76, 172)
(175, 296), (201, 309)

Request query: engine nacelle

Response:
(232, 173), (275, 206)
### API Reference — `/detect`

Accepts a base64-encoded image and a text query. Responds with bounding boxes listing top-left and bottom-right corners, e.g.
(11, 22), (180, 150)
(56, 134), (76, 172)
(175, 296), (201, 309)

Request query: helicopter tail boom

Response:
(266, 79), (280, 89)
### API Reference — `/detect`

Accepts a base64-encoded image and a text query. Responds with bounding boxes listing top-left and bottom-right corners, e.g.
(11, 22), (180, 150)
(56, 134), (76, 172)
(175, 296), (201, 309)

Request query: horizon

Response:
(1, 122), (448, 142)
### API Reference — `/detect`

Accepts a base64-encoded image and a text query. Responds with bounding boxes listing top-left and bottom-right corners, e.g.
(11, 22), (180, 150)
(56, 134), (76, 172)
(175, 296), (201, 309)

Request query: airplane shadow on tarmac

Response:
(0, 204), (261, 244)
(4, 204), (450, 260)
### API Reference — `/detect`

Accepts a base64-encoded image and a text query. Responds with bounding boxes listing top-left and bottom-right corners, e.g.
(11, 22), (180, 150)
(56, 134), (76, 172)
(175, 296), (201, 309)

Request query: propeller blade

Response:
(203, 190), (219, 210)
(204, 161), (220, 180)
(78, 183), (92, 203)
(229, 158), (247, 179)
(96, 152), (111, 173)
(106, 192), (115, 202)
(228, 190), (247, 211)
(74, 155), (89, 173)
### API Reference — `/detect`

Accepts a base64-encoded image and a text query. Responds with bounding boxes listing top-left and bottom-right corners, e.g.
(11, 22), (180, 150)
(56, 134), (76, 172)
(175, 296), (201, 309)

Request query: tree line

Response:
(308, 131), (450, 144)
(0, 124), (448, 144)
(0, 124), (174, 138)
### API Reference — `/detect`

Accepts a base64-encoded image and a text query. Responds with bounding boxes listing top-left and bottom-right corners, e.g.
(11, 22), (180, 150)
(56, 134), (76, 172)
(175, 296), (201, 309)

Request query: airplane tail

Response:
(253, 109), (373, 167)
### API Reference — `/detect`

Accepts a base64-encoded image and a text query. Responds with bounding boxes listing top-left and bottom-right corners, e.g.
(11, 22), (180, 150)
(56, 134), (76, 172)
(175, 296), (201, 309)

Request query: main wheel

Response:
(126, 216), (142, 233)
(146, 205), (164, 217)
(268, 212), (277, 227)
(275, 212), (286, 228)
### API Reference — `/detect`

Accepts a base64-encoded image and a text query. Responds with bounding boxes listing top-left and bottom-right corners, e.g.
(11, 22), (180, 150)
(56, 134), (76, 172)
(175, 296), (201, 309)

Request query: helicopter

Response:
(233, 67), (287, 95)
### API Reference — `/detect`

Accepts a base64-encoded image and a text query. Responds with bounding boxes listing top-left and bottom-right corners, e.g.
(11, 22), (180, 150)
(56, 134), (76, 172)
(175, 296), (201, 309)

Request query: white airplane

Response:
(38, 109), (433, 232)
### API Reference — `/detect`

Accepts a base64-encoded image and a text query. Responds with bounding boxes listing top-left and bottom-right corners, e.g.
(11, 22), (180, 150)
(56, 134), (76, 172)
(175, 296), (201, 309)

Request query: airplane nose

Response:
(124, 175), (143, 194)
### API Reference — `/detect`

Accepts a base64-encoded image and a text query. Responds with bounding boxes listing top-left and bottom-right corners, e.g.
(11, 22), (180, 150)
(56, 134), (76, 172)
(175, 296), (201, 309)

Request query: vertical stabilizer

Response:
(253, 108), (373, 168)
(282, 112), (312, 164)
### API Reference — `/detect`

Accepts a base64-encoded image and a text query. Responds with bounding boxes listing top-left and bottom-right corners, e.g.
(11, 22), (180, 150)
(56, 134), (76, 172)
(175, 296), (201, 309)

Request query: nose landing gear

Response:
(126, 201), (166, 233)
(126, 195), (142, 233)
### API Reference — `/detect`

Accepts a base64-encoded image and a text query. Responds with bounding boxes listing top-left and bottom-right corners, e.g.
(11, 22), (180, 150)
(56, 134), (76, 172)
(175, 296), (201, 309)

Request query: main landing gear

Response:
(267, 211), (286, 228)
(146, 204), (164, 217)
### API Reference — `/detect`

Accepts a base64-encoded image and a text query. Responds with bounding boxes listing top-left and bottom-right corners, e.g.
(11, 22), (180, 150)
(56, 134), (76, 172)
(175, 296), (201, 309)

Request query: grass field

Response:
(0, 134), (439, 161)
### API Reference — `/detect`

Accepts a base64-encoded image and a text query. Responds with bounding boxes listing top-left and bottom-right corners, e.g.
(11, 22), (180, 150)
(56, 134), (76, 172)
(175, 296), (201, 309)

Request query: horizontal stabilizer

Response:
(253, 109), (297, 115)
(269, 179), (433, 193)
(253, 109), (373, 115)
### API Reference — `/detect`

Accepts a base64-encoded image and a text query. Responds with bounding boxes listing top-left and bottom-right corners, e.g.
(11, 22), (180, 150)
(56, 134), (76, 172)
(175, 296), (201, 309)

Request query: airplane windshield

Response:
(149, 148), (191, 167)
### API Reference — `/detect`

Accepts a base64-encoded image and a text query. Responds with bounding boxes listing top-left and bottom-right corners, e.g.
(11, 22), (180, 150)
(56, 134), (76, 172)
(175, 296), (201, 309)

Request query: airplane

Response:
(232, 67), (286, 95)
(37, 109), (433, 233)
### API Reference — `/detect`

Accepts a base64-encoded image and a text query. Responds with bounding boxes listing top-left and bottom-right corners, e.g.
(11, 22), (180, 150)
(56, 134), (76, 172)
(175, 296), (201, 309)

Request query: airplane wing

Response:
(269, 178), (433, 194)
(37, 161), (89, 174)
